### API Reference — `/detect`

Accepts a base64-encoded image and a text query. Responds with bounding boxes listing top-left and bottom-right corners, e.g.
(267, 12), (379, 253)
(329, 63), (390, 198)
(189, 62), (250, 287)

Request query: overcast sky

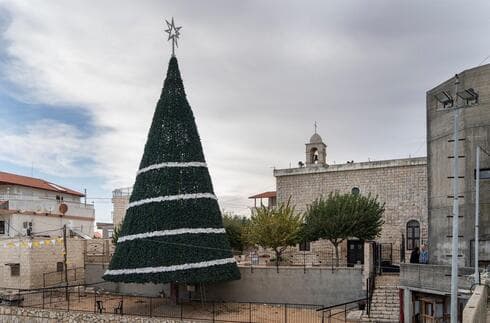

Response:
(0, 0), (489, 221)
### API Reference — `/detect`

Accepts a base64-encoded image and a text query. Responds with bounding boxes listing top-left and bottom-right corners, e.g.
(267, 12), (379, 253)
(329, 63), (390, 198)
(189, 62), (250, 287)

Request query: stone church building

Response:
(265, 132), (428, 266)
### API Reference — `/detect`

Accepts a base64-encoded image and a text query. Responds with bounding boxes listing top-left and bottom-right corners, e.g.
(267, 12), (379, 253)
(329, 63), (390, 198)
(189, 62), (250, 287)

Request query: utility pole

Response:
(449, 75), (460, 323)
(474, 146), (480, 285)
(63, 224), (68, 300)
(474, 145), (490, 285)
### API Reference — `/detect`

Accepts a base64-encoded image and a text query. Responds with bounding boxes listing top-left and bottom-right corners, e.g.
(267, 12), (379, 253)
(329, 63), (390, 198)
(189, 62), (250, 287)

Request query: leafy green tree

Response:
(222, 213), (249, 253)
(112, 223), (122, 244)
(244, 201), (303, 268)
(303, 192), (385, 267)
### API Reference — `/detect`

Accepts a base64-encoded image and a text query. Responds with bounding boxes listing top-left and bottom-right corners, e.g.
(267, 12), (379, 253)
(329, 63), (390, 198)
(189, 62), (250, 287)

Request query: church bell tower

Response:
(305, 129), (327, 166)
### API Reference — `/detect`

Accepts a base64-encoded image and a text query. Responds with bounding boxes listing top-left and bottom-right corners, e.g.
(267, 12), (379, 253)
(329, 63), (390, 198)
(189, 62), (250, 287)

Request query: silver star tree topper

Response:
(164, 17), (182, 56)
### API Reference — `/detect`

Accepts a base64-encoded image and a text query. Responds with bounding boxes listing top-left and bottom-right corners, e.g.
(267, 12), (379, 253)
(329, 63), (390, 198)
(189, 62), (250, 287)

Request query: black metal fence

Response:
(0, 284), (367, 322)
(42, 267), (85, 288)
(365, 271), (376, 316)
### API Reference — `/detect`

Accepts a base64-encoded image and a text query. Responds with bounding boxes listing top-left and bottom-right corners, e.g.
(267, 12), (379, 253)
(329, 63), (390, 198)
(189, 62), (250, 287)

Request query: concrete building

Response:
(400, 64), (490, 322)
(0, 171), (95, 238)
(0, 171), (93, 290)
(427, 65), (490, 267)
(111, 187), (131, 228)
(96, 222), (114, 239)
(270, 132), (428, 266)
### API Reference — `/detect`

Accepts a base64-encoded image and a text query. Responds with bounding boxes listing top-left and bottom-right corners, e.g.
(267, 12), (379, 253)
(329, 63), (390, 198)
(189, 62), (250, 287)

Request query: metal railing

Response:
(2, 284), (328, 322)
(365, 271), (376, 317)
(0, 194), (94, 217)
(43, 267), (85, 288)
(316, 298), (366, 323)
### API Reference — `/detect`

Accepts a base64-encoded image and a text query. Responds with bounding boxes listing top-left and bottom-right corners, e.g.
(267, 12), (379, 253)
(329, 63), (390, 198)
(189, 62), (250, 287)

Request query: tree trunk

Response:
(274, 249), (280, 273)
(334, 243), (340, 267)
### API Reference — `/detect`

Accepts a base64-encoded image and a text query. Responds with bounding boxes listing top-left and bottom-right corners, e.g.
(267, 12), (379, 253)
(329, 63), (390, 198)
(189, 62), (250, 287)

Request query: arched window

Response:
(310, 148), (319, 164)
(406, 220), (420, 250)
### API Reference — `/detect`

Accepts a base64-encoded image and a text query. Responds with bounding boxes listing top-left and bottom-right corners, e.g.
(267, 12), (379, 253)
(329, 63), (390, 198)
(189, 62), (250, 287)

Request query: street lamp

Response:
(434, 74), (479, 323)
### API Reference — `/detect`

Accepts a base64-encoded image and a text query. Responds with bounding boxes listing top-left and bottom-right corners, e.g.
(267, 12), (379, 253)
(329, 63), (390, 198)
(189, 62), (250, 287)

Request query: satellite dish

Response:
(59, 203), (68, 215)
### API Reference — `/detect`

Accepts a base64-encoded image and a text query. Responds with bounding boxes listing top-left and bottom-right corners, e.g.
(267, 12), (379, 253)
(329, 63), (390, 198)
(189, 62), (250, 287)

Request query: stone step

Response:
(371, 310), (399, 314)
(371, 306), (398, 310)
(370, 309), (399, 314)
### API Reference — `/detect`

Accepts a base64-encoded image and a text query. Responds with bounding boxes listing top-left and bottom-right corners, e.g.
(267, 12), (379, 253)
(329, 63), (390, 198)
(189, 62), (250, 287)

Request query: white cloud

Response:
(0, 120), (93, 177)
(1, 0), (488, 216)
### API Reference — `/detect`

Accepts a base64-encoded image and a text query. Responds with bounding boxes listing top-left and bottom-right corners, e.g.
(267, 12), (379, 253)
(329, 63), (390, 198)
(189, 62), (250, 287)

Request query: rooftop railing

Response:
(0, 195), (94, 217)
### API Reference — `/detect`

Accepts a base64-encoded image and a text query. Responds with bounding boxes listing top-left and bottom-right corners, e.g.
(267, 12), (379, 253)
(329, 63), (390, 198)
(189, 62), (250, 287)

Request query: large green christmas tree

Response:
(103, 56), (240, 284)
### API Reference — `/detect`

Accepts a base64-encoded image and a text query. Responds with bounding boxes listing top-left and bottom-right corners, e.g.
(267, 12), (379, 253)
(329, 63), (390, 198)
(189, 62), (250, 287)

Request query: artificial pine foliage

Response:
(103, 57), (240, 284)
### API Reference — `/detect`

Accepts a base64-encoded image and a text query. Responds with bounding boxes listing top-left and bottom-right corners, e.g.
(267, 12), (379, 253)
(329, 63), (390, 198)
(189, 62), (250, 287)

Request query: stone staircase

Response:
(364, 274), (400, 323)
(487, 296), (490, 322)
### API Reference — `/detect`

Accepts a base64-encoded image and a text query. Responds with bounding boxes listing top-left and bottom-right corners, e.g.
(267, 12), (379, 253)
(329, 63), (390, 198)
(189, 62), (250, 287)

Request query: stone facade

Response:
(0, 238), (85, 289)
(274, 143), (428, 265)
(112, 187), (131, 229)
(426, 64), (490, 267)
(0, 306), (194, 323)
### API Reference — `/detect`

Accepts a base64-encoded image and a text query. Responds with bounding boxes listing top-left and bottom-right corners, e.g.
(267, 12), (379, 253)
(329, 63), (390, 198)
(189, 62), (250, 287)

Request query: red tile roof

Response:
(0, 171), (84, 197)
(248, 191), (277, 199)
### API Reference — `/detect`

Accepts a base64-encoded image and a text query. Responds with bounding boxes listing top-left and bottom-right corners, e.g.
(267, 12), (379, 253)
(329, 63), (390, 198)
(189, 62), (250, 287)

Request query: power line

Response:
(478, 54), (490, 66)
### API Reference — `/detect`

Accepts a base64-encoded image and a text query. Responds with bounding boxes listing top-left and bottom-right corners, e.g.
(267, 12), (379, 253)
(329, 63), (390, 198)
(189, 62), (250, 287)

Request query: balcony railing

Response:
(0, 195), (94, 218)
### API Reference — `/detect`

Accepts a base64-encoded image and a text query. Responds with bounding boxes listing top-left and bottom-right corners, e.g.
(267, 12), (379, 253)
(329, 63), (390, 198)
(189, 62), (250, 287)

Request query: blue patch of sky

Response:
(0, 6), (96, 136)
(0, 6), (112, 222)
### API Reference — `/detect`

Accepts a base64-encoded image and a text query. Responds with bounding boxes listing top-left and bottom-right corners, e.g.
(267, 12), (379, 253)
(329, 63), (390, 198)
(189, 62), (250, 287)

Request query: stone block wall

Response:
(0, 238), (85, 289)
(250, 239), (348, 267)
(112, 195), (129, 229)
(274, 157), (428, 264)
(0, 306), (194, 323)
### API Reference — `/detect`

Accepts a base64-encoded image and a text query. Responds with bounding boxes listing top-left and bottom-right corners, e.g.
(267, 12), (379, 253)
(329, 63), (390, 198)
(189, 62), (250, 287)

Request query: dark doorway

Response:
(347, 240), (364, 266)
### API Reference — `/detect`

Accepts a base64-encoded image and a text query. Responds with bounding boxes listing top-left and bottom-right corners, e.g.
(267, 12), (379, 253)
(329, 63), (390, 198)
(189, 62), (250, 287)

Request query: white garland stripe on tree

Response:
(137, 162), (207, 175)
(118, 227), (226, 243)
(104, 257), (237, 276)
(128, 193), (217, 209)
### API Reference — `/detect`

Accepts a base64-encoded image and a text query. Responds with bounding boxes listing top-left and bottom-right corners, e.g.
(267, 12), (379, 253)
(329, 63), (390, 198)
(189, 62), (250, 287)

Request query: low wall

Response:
(462, 285), (488, 323)
(85, 263), (168, 296)
(400, 263), (474, 293)
(0, 306), (195, 323)
(204, 266), (364, 306)
(86, 264), (364, 306)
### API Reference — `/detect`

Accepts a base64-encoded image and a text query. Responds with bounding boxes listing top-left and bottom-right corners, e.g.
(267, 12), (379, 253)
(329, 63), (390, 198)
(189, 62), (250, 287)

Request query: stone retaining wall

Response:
(462, 284), (488, 323)
(0, 305), (194, 322)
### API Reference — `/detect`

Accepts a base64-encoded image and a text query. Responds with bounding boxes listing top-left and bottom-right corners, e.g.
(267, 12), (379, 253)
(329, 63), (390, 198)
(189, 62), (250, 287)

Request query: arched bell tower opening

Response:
(305, 131), (327, 166)
(310, 147), (319, 164)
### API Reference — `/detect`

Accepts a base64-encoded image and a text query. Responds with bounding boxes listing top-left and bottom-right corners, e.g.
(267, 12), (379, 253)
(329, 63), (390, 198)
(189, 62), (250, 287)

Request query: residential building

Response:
(248, 191), (277, 209)
(0, 171), (95, 238)
(0, 171), (93, 289)
(96, 222), (114, 239)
